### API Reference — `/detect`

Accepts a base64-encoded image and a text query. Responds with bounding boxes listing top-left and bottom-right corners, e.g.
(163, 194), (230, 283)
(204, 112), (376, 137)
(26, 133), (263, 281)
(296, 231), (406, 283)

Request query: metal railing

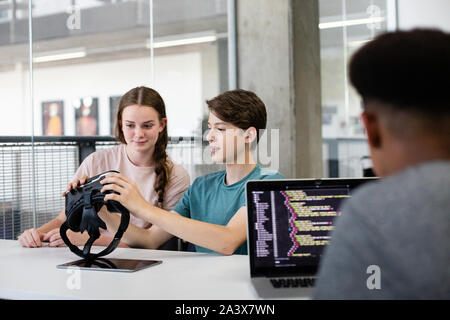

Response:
(0, 135), (205, 239)
(0, 135), (371, 240)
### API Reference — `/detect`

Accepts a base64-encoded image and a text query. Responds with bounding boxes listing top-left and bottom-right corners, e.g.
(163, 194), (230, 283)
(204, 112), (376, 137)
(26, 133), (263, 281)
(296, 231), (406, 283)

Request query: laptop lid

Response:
(246, 178), (377, 278)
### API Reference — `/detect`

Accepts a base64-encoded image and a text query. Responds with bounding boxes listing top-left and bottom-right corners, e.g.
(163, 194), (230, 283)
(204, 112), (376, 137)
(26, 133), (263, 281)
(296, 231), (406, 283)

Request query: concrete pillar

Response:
(236, 0), (322, 178)
(292, 0), (323, 178)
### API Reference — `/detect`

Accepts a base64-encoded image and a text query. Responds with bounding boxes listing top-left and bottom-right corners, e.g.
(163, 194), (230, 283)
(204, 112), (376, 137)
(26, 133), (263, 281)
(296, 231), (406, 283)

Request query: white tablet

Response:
(57, 258), (162, 273)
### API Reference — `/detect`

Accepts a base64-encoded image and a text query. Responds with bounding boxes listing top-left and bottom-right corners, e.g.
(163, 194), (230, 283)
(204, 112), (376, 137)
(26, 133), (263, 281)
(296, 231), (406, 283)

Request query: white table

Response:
(0, 239), (258, 300)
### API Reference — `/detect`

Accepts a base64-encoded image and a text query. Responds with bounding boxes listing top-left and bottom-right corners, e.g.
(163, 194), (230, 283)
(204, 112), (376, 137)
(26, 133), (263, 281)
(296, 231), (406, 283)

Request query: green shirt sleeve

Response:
(241, 171), (284, 208)
(172, 184), (191, 218)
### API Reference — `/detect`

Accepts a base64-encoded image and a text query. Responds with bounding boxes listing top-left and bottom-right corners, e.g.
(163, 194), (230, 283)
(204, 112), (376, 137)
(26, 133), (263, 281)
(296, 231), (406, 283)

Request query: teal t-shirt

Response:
(173, 165), (284, 255)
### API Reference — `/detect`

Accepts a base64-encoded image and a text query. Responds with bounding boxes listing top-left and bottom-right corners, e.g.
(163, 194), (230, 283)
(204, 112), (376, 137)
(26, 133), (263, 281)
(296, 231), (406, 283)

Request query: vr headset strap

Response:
(82, 230), (100, 257)
(60, 209), (130, 260)
(94, 210), (130, 258)
(60, 222), (85, 259)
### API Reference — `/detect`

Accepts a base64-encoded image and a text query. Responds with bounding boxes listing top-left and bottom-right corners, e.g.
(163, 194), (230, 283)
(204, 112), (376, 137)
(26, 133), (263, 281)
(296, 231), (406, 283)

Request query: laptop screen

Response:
(246, 178), (376, 277)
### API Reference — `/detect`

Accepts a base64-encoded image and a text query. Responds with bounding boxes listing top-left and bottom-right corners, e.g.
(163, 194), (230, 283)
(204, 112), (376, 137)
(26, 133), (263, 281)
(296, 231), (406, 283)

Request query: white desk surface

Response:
(0, 239), (258, 300)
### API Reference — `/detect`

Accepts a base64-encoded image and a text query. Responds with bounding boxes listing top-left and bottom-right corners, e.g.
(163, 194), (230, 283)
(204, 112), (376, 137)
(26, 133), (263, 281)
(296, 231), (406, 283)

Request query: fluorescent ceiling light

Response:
(347, 39), (372, 47)
(33, 50), (86, 63)
(319, 17), (385, 29)
(147, 35), (217, 49)
(31, 33), (219, 64)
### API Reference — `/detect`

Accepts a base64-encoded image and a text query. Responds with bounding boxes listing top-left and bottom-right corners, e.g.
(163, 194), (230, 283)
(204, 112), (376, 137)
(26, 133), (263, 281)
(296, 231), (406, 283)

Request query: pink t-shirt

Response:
(73, 144), (190, 236)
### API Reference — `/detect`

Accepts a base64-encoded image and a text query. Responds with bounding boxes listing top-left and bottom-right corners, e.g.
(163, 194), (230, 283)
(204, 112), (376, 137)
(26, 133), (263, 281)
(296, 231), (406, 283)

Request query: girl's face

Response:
(121, 104), (166, 154)
(206, 111), (248, 164)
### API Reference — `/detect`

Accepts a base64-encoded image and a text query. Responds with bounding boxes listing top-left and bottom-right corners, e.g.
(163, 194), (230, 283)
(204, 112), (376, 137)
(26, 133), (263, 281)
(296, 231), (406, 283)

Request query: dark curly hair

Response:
(349, 28), (450, 115)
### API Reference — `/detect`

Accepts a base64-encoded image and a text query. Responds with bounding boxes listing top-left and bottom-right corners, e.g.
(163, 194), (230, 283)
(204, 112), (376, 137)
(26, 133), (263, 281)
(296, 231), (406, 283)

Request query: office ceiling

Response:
(0, 0), (227, 71)
(0, 0), (387, 71)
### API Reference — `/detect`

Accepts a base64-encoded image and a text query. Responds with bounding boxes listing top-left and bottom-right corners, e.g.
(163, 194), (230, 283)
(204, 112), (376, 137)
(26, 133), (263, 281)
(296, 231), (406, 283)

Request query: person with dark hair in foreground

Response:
(314, 29), (450, 299)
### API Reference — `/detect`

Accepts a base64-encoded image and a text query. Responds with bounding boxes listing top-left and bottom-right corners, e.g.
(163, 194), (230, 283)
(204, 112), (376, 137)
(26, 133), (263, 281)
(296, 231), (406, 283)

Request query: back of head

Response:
(350, 28), (450, 115)
(349, 29), (450, 154)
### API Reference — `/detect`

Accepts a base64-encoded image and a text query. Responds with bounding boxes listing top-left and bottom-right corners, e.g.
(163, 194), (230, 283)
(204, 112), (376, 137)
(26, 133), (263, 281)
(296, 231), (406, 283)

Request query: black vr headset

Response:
(60, 170), (130, 260)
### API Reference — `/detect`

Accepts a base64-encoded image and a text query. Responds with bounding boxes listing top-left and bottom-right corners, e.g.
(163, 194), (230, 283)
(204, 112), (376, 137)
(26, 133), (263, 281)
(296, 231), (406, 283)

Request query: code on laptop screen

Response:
(250, 185), (351, 269)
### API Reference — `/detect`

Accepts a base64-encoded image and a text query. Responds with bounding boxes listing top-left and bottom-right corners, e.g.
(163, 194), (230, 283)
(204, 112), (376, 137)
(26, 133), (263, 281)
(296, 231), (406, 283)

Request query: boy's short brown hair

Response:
(206, 89), (267, 142)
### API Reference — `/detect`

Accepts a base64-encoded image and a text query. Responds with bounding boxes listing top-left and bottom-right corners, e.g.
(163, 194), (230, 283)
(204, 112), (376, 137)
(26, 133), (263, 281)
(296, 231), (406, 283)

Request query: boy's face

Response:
(206, 111), (248, 164)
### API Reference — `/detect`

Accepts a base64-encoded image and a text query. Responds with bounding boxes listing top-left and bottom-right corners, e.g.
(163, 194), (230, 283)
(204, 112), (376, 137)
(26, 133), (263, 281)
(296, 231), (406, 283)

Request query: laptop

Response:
(246, 177), (377, 299)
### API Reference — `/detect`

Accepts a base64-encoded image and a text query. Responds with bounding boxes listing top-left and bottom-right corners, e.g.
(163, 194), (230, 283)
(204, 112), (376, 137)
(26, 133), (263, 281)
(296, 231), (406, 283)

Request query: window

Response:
(319, 0), (396, 177)
(0, 0), (234, 237)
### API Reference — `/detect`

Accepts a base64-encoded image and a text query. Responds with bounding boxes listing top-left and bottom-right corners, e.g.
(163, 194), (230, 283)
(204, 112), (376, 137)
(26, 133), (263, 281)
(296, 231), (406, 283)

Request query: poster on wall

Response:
(74, 97), (99, 136)
(42, 101), (64, 136)
(109, 96), (121, 136)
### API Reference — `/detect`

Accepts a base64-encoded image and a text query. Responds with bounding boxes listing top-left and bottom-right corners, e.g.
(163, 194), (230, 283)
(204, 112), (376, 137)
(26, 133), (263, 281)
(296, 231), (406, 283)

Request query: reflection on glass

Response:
(0, 0), (229, 137)
(320, 0), (391, 178)
(0, 0), (231, 238)
(109, 96), (121, 136)
(42, 101), (64, 136)
(320, 0), (389, 139)
(75, 97), (98, 136)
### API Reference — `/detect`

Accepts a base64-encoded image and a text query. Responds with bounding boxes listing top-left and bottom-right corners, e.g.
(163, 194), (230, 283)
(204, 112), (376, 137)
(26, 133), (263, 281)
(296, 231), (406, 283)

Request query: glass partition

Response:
(319, 0), (395, 177)
(0, 0), (233, 238)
